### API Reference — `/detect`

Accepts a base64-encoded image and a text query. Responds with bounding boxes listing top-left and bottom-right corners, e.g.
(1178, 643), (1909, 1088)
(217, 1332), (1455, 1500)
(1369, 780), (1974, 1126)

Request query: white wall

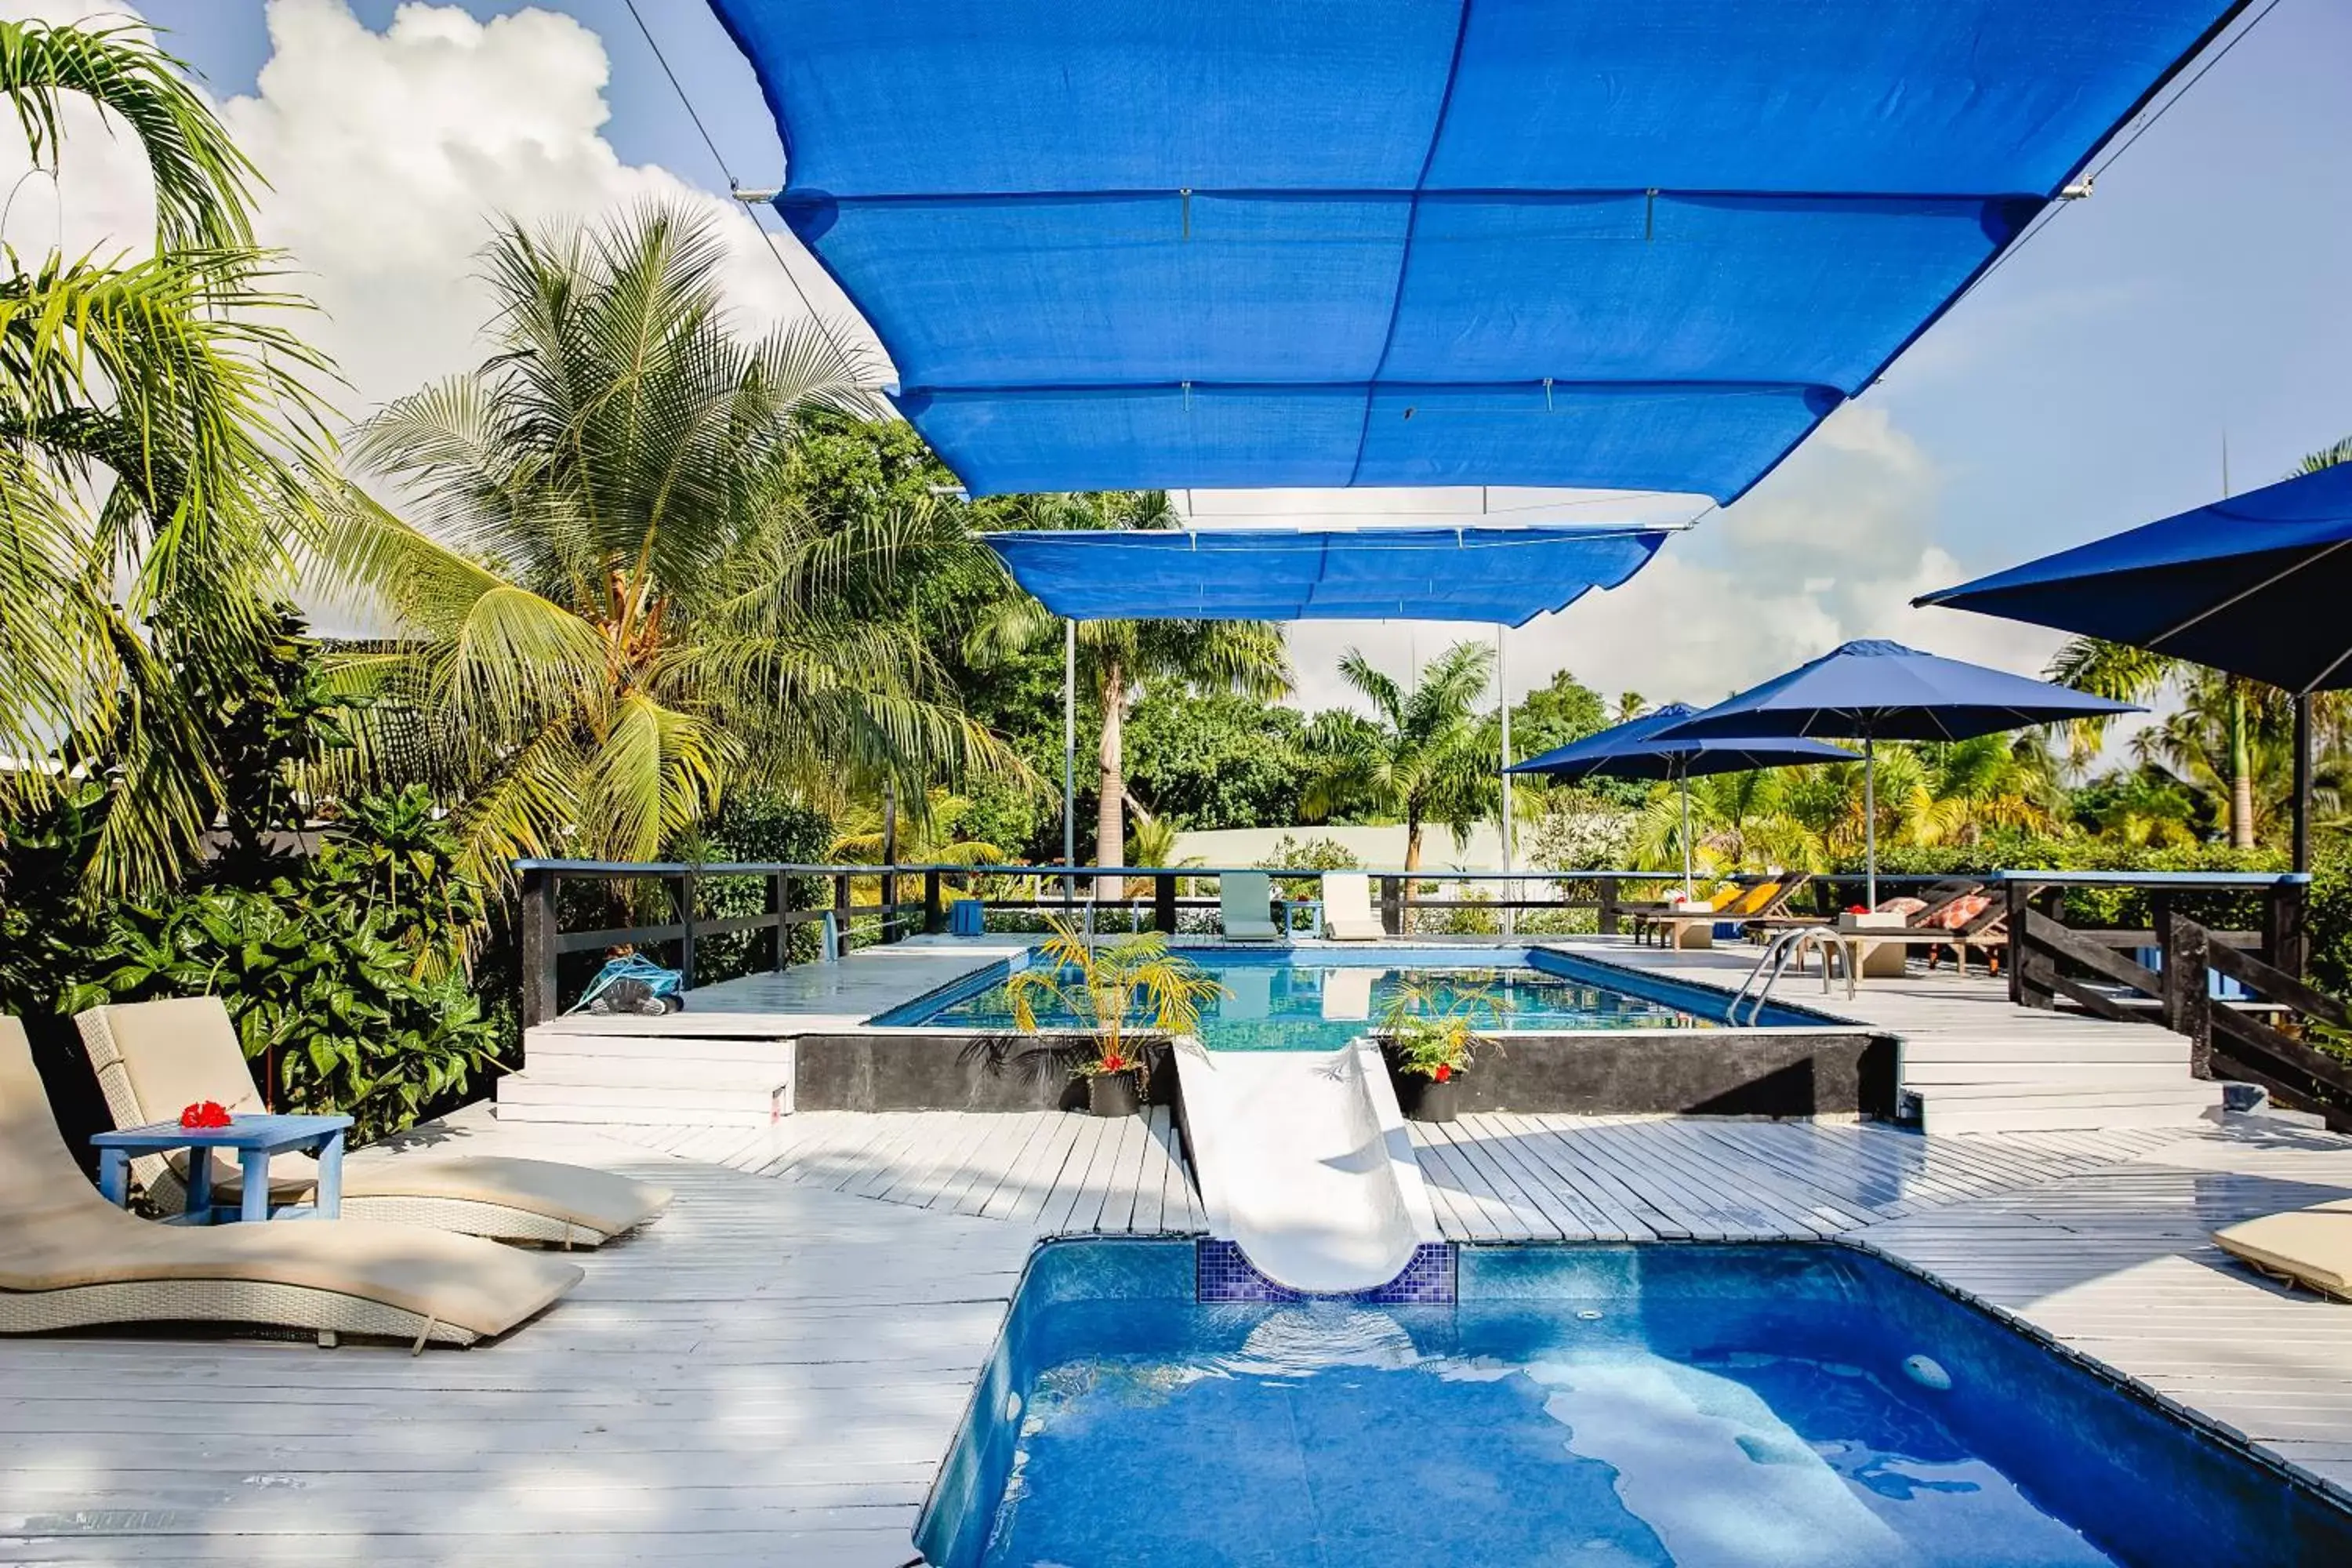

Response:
(1169, 823), (1510, 872)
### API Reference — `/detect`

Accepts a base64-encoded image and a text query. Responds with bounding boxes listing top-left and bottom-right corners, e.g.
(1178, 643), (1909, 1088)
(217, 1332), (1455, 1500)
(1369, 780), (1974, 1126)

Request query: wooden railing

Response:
(2002, 870), (2352, 1129)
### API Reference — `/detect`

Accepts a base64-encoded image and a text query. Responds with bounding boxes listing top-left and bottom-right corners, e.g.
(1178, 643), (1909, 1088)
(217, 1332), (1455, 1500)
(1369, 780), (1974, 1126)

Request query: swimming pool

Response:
(873, 946), (1828, 1047)
(919, 1240), (2352, 1567)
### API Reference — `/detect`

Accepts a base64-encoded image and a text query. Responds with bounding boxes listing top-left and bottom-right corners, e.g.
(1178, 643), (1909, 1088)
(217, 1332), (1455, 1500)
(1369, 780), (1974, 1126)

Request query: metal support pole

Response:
(1678, 774), (1695, 902)
(1497, 625), (1515, 938)
(1863, 734), (1878, 911)
(1063, 618), (1077, 909)
(2295, 692), (2314, 874)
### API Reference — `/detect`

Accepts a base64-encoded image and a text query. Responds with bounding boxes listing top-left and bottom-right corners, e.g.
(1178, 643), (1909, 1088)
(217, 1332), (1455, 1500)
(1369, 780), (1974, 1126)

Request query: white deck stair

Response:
(1896, 1007), (2225, 1133)
(496, 1019), (794, 1127)
(1174, 1039), (1442, 1294)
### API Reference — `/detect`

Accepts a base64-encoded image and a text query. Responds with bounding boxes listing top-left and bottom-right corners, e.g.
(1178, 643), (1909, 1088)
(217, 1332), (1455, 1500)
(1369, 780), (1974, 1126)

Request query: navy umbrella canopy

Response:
(1658, 640), (2139, 902)
(1916, 462), (2352, 695)
(1508, 702), (1857, 898)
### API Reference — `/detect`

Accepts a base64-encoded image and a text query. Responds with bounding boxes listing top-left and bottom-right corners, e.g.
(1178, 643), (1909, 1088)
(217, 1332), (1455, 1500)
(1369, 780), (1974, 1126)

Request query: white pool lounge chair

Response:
(0, 1016), (580, 1347)
(1322, 873), (1385, 942)
(78, 997), (670, 1247)
(1219, 872), (1282, 942)
(1222, 967), (1274, 1021)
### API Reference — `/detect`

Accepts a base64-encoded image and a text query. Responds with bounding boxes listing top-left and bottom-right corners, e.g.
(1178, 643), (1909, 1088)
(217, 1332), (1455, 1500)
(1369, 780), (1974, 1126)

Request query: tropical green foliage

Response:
(318, 204), (1014, 882)
(0, 18), (336, 895)
(1004, 918), (1225, 1076)
(966, 491), (1290, 876)
(1378, 978), (1495, 1080)
(1301, 641), (1497, 874)
(61, 790), (499, 1143)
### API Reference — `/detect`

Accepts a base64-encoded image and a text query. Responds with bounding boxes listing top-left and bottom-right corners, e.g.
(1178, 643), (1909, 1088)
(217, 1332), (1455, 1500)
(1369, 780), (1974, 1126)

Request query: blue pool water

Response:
(877, 946), (1809, 1047)
(920, 1242), (2352, 1568)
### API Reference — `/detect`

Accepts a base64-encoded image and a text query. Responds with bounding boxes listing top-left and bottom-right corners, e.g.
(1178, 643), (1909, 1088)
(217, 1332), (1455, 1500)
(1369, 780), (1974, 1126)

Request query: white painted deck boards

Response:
(12, 1102), (2352, 1561)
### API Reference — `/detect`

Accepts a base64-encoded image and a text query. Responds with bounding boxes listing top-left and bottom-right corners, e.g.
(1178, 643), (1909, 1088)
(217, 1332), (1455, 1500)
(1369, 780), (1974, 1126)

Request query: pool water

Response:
(895, 948), (1725, 1051)
(919, 1243), (2352, 1568)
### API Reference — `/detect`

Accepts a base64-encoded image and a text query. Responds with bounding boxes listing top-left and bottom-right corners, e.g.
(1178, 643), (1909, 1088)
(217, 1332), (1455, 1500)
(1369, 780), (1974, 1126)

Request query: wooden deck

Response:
(9, 1105), (2352, 1563)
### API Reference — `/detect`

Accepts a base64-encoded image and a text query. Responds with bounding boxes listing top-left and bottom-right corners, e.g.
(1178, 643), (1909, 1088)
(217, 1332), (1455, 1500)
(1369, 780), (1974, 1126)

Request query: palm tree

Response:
(0, 19), (336, 892)
(319, 205), (1014, 880)
(967, 492), (1290, 889)
(2050, 437), (2352, 849)
(1301, 641), (1496, 895)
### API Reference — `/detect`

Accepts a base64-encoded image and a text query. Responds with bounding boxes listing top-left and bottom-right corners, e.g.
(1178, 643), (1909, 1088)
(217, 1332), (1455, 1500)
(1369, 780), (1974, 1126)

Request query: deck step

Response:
(494, 1073), (787, 1127)
(1907, 1080), (2224, 1135)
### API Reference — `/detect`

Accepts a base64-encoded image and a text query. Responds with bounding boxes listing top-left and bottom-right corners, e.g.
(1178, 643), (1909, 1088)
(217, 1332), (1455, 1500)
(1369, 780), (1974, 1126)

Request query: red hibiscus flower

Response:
(1433, 1064), (1452, 1083)
(180, 1100), (231, 1130)
(1101, 1054), (1127, 1074)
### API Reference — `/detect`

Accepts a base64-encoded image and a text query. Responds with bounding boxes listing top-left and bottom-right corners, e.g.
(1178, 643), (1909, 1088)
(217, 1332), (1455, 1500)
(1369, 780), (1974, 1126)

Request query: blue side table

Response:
(93, 1113), (354, 1224)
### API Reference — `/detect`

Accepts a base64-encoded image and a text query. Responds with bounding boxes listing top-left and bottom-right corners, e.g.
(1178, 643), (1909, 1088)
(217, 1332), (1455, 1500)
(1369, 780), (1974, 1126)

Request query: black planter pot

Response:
(1396, 1072), (1461, 1123)
(1086, 1071), (1141, 1118)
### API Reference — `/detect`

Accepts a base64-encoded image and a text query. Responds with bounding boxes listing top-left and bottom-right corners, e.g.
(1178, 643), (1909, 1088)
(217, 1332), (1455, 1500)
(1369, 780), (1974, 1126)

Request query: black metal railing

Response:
(512, 858), (1711, 1026)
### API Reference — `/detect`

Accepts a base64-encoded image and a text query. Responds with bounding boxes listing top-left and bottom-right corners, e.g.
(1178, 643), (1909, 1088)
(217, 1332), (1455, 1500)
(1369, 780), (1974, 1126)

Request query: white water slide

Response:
(1174, 1039), (1443, 1294)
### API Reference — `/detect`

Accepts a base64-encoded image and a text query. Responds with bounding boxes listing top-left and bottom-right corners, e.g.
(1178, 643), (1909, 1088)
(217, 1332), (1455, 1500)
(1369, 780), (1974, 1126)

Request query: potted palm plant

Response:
(1378, 978), (1493, 1123)
(1004, 918), (1225, 1116)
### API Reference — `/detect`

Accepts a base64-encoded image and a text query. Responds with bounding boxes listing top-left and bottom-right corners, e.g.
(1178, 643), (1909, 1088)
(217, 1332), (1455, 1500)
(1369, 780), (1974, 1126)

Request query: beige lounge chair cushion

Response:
(2, 1017), (580, 1339)
(79, 997), (670, 1239)
(2213, 1201), (2352, 1300)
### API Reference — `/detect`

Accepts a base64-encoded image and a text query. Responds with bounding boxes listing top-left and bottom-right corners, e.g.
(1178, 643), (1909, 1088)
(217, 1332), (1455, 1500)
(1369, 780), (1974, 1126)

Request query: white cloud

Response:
(1284, 403), (2068, 717)
(0, 0), (877, 423)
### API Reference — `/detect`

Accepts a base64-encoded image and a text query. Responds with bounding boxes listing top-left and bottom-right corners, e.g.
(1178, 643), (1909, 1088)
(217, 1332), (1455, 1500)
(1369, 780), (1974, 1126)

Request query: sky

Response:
(13, 0), (2352, 726)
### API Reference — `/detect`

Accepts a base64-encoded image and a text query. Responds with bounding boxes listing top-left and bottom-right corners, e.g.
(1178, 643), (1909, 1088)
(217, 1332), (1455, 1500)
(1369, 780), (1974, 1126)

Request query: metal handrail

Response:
(1730, 927), (1857, 1025)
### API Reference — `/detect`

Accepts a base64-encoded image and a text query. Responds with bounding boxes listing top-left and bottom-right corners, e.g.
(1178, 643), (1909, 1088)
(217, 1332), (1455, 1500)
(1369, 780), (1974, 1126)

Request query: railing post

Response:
(677, 869), (697, 990)
(1380, 875), (1402, 936)
(771, 870), (791, 971)
(2165, 916), (2214, 1078)
(2006, 880), (2038, 1008)
(1597, 874), (1620, 936)
(2267, 878), (2309, 982)
(520, 866), (557, 1030)
(1154, 873), (1177, 934)
(881, 862), (899, 943)
(833, 871), (852, 958)
(924, 869), (944, 935)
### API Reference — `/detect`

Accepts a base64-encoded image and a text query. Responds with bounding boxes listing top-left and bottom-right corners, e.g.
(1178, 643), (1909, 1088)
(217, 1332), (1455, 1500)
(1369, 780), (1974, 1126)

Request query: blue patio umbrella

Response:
(1915, 463), (2352, 695)
(1508, 703), (1857, 899)
(1916, 462), (2352, 868)
(1657, 640), (2140, 905)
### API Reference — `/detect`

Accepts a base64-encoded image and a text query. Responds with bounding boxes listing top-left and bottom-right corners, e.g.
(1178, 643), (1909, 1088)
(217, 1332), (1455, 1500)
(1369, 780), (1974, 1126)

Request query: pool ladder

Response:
(1727, 927), (1858, 1025)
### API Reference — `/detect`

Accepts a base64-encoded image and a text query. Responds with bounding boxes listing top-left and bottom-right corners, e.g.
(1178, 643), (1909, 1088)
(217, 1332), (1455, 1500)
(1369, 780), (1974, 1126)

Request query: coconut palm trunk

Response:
(1097, 659), (1127, 895)
(2229, 681), (2256, 848)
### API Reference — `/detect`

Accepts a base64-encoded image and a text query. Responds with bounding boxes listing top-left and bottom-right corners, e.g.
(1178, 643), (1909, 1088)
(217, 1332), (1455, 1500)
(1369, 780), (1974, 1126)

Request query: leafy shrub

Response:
(63, 789), (500, 1144)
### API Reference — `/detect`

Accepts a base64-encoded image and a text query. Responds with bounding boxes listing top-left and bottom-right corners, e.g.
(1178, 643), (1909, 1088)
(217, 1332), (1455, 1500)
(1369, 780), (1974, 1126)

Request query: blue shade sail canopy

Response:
(1916, 462), (2352, 694)
(1507, 704), (1859, 782)
(711, 0), (2242, 498)
(1660, 640), (2140, 744)
(982, 524), (1664, 625)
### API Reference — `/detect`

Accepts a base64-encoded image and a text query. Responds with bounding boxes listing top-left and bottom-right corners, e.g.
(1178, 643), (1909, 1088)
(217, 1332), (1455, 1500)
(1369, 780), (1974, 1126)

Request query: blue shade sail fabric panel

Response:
(1508, 703), (1858, 782)
(982, 526), (1664, 626)
(1659, 640), (2140, 744)
(710, 0), (2244, 498)
(1918, 462), (2352, 694)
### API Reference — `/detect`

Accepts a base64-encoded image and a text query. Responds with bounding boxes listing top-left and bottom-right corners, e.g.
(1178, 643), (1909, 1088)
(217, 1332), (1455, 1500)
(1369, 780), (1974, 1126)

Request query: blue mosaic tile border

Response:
(1196, 1240), (1456, 1305)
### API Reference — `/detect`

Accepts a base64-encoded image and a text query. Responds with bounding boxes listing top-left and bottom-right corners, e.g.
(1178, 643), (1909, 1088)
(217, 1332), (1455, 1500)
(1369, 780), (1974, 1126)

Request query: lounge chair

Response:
(78, 997), (671, 1247)
(1630, 877), (1806, 946)
(1744, 880), (1977, 942)
(1, 1016), (580, 1347)
(2213, 1202), (2352, 1301)
(1218, 871), (1282, 942)
(1322, 873), (1385, 942)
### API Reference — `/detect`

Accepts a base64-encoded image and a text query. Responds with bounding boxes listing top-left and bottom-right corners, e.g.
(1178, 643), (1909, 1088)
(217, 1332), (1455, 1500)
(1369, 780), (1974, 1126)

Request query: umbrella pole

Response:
(1679, 773), (1695, 902)
(2296, 693), (2314, 874)
(1863, 734), (1877, 910)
